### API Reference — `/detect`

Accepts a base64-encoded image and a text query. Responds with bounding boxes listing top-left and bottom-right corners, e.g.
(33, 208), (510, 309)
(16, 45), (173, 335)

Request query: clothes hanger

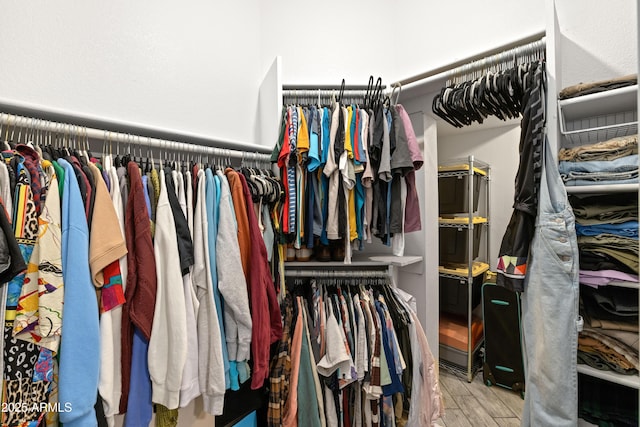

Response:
(337, 79), (346, 104)
(114, 134), (121, 167)
(390, 83), (402, 107)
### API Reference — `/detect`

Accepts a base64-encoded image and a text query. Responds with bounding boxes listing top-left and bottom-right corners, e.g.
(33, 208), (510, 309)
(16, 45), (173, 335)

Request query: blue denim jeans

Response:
(521, 138), (580, 426)
(559, 154), (638, 174)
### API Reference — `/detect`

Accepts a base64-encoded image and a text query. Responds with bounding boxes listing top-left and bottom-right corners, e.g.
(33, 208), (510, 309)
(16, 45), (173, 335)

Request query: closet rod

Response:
(282, 84), (386, 90)
(0, 111), (272, 162)
(390, 30), (546, 88)
(285, 270), (389, 278)
(282, 89), (370, 96)
(0, 97), (272, 155)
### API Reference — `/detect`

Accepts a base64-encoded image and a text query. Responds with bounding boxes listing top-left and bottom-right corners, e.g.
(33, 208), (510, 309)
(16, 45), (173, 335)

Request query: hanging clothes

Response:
(521, 135), (580, 427)
(271, 277), (442, 427)
(2, 148), (50, 427)
(272, 99), (423, 264)
(492, 61), (546, 291)
(99, 154), (128, 427)
(120, 161), (157, 414)
(0, 135), (284, 427)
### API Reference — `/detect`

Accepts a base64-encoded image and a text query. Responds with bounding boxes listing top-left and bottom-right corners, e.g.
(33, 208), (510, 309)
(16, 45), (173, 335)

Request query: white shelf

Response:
(565, 183), (639, 194)
(577, 364), (640, 389)
(285, 254), (423, 268)
(367, 254), (423, 267)
(558, 85), (638, 147)
(559, 85), (638, 122)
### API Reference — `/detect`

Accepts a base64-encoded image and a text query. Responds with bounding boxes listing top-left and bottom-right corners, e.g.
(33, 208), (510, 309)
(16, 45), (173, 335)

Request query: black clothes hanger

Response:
(337, 79), (346, 104)
(432, 57), (544, 128)
(364, 76), (374, 110)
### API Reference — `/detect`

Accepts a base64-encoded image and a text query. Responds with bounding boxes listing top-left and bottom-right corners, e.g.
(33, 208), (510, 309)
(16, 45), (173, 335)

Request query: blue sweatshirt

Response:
(205, 169), (230, 389)
(58, 158), (100, 427)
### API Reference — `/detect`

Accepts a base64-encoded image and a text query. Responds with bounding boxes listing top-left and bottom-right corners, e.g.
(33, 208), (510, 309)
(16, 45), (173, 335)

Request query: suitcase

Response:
(481, 282), (525, 398)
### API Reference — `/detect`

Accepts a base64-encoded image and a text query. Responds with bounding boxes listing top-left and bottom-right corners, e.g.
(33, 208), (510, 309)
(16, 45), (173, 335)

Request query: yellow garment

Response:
(348, 187), (357, 241)
(344, 106), (353, 159)
(297, 107), (310, 155)
(155, 405), (179, 427)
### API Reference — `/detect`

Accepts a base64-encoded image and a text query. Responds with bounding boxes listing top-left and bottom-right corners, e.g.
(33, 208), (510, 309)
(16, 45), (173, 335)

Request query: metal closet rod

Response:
(282, 89), (370, 97)
(284, 269), (390, 278)
(282, 84), (387, 90)
(390, 30), (546, 88)
(0, 98), (272, 157)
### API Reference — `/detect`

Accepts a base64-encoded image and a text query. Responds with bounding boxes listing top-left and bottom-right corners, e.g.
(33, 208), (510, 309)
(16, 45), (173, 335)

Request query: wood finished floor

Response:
(434, 367), (524, 427)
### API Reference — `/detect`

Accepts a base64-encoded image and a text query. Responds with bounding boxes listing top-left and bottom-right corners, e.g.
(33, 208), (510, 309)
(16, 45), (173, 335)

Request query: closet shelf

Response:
(439, 262), (490, 279)
(439, 342), (484, 379)
(284, 254), (423, 269)
(561, 121), (637, 147)
(577, 364), (640, 389)
(438, 165), (488, 178)
(565, 183), (639, 194)
(367, 254), (423, 267)
(559, 85), (638, 122)
(438, 158), (490, 173)
(439, 217), (488, 228)
(558, 85), (638, 147)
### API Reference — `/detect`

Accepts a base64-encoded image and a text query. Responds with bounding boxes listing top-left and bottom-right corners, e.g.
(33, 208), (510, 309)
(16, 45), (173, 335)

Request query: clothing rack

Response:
(282, 89), (370, 106)
(0, 98), (273, 161)
(282, 83), (388, 106)
(390, 30), (546, 88)
(284, 269), (390, 278)
(448, 37), (546, 85)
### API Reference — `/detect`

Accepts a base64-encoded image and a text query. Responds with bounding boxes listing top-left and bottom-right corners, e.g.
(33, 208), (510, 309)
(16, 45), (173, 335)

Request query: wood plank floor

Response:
(434, 368), (524, 427)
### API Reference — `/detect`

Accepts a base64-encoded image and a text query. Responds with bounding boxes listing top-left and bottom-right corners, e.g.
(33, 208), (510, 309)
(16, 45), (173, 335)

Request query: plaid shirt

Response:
(268, 295), (294, 427)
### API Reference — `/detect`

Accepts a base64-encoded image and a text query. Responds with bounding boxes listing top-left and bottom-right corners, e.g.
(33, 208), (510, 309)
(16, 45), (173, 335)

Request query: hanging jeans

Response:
(521, 137), (581, 426)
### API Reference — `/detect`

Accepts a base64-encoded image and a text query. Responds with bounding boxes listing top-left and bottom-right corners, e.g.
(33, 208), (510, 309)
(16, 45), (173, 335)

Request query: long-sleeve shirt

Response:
(120, 161), (157, 413)
(194, 170), (226, 415)
(57, 158), (100, 427)
(148, 168), (188, 409)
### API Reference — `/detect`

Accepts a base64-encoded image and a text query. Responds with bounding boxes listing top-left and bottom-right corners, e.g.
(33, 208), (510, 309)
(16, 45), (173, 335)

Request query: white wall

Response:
(392, 0), (545, 83)
(0, 1), (550, 150)
(258, 0), (397, 85)
(555, 0), (638, 88)
(0, 1), (262, 145)
(259, 1), (546, 88)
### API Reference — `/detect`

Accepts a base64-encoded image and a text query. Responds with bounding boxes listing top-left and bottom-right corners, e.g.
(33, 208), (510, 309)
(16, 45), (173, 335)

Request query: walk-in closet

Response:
(0, 0), (636, 426)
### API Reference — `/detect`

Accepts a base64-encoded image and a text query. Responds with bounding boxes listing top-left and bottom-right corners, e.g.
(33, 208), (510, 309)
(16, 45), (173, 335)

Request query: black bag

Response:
(482, 282), (525, 398)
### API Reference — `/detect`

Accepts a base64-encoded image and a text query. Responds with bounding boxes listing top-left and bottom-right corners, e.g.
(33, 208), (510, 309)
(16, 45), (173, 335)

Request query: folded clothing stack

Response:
(579, 286), (639, 375)
(559, 135), (638, 186)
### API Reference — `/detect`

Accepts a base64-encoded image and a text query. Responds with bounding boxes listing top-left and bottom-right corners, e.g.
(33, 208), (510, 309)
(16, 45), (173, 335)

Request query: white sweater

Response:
(176, 171), (201, 408)
(99, 155), (127, 427)
(193, 170), (225, 415)
(216, 172), (252, 362)
(148, 170), (188, 409)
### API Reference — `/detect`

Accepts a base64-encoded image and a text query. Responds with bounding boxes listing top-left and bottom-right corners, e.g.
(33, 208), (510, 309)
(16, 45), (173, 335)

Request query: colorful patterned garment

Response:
(2, 153), (51, 427)
(13, 164), (64, 352)
(267, 295), (293, 427)
(100, 261), (125, 312)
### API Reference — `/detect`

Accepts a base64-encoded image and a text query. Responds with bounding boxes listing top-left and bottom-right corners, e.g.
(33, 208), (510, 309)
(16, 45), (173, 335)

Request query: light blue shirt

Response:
(58, 158), (101, 427)
(206, 168), (231, 389)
